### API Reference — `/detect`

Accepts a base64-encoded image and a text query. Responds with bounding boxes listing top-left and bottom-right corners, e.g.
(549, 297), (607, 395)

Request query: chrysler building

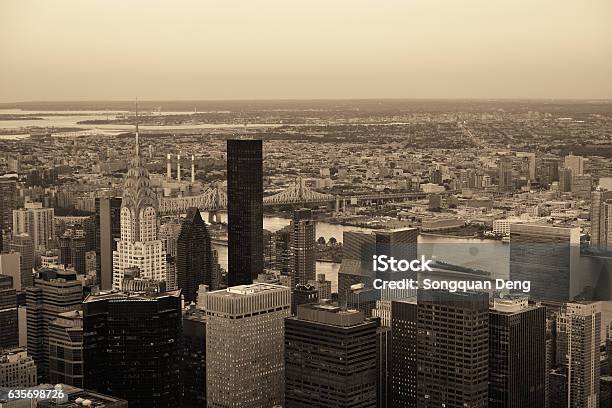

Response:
(112, 104), (166, 289)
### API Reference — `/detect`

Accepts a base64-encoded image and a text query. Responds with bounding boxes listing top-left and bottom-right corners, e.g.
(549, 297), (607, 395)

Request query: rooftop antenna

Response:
(135, 98), (140, 157)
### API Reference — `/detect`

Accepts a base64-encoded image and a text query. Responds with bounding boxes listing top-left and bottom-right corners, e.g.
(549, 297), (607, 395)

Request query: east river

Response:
(203, 212), (509, 292)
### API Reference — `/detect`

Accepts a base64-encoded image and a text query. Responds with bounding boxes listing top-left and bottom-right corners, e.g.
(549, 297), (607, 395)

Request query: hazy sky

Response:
(1, 0), (611, 101)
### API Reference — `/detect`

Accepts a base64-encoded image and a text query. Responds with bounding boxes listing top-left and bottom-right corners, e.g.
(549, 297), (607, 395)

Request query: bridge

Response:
(158, 178), (336, 215)
(158, 178), (447, 216)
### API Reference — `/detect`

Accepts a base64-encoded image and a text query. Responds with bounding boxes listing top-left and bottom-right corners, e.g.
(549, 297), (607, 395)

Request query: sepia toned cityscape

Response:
(1, 1), (612, 407)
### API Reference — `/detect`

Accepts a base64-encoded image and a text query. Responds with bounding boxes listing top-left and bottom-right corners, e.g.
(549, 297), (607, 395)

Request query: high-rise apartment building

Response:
(13, 202), (55, 252)
(83, 290), (182, 408)
(571, 174), (592, 199)
(227, 139), (263, 286)
(555, 301), (601, 408)
(559, 167), (573, 192)
(26, 268), (82, 382)
(417, 290), (489, 407)
(510, 223), (581, 302)
(48, 310), (83, 387)
(112, 122), (166, 290)
(291, 208), (316, 286)
(489, 296), (546, 407)
(206, 283), (290, 407)
(176, 207), (213, 302)
(285, 302), (378, 407)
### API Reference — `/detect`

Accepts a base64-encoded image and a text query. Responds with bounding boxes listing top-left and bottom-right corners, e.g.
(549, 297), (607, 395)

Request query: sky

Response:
(1, 0), (611, 102)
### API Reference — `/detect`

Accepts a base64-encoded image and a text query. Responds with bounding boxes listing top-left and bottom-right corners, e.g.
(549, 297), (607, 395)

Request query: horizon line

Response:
(1, 96), (612, 105)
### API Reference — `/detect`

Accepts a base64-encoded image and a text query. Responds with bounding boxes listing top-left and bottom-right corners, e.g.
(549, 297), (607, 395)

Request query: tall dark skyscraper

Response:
(417, 290), (489, 407)
(83, 290), (182, 408)
(391, 298), (418, 407)
(182, 306), (207, 408)
(0, 180), (17, 237)
(291, 208), (316, 286)
(227, 139), (263, 286)
(95, 197), (122, 290)
(0, 274), (18, 350)
(489, 296), (546, 407)
(176, 207), (213, 302)
(285, 302), (378, 407)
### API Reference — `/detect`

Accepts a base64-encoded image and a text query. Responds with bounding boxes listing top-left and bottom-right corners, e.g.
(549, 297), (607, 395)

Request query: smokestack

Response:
(191, 155), (195, 183)
(177, 154), (181, 182)
(166, 154), (172, 179)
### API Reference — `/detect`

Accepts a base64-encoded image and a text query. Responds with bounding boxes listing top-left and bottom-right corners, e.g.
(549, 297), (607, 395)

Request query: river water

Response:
(203, 212), (508, 292)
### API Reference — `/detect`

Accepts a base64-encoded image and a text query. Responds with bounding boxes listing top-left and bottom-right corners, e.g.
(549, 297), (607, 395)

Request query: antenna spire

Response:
(135, 98), (140, 157)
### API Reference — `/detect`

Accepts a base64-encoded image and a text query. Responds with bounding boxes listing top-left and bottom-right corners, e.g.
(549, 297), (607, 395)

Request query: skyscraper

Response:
(489, 296), (546, 407)
(391, 297), (418, 407)
(555, 301), (601, 407)
(285, 302), (378, 408)
(338, 228), (418, 315)
(291, 208), (316, 286)
(498, 157), (514, 192)
(26, 267), (82, 382)
(48, 310), (83, 387)
(591, 190), (612, 250)
(206, 283), (289, 407)
(417, 290), (489, 407)
(564, 154), (584, 176)
(227, 139), (263, 286)
(510, 223), (581, 302)
(0, 274), (18, 349)
(95, 196), (122, 290)
(182, 306), (207, 408)
(112, 110), (166, 290)
(83, 290), (182, 408)
(8, 233), (33, 288)
(0, 180), (17, 236)
(12, 202), (55, 252)
(59, 228), (87, 274)
(176, 207), (213, 302)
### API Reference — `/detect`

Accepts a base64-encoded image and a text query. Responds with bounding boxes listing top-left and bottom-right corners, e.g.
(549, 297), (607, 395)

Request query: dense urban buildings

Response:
(285, 302), (378, 407)
(205, 283), (290, 407)
(82, 290), (182, 408)
(176, 207), (213, 301)
(227, 139), (263, 286)
(0, 97), (612, 407)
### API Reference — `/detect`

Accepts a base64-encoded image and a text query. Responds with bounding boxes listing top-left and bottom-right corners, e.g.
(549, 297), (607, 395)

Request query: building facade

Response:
(205, 283), (290, 407)
(227, 139), (263, 286)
